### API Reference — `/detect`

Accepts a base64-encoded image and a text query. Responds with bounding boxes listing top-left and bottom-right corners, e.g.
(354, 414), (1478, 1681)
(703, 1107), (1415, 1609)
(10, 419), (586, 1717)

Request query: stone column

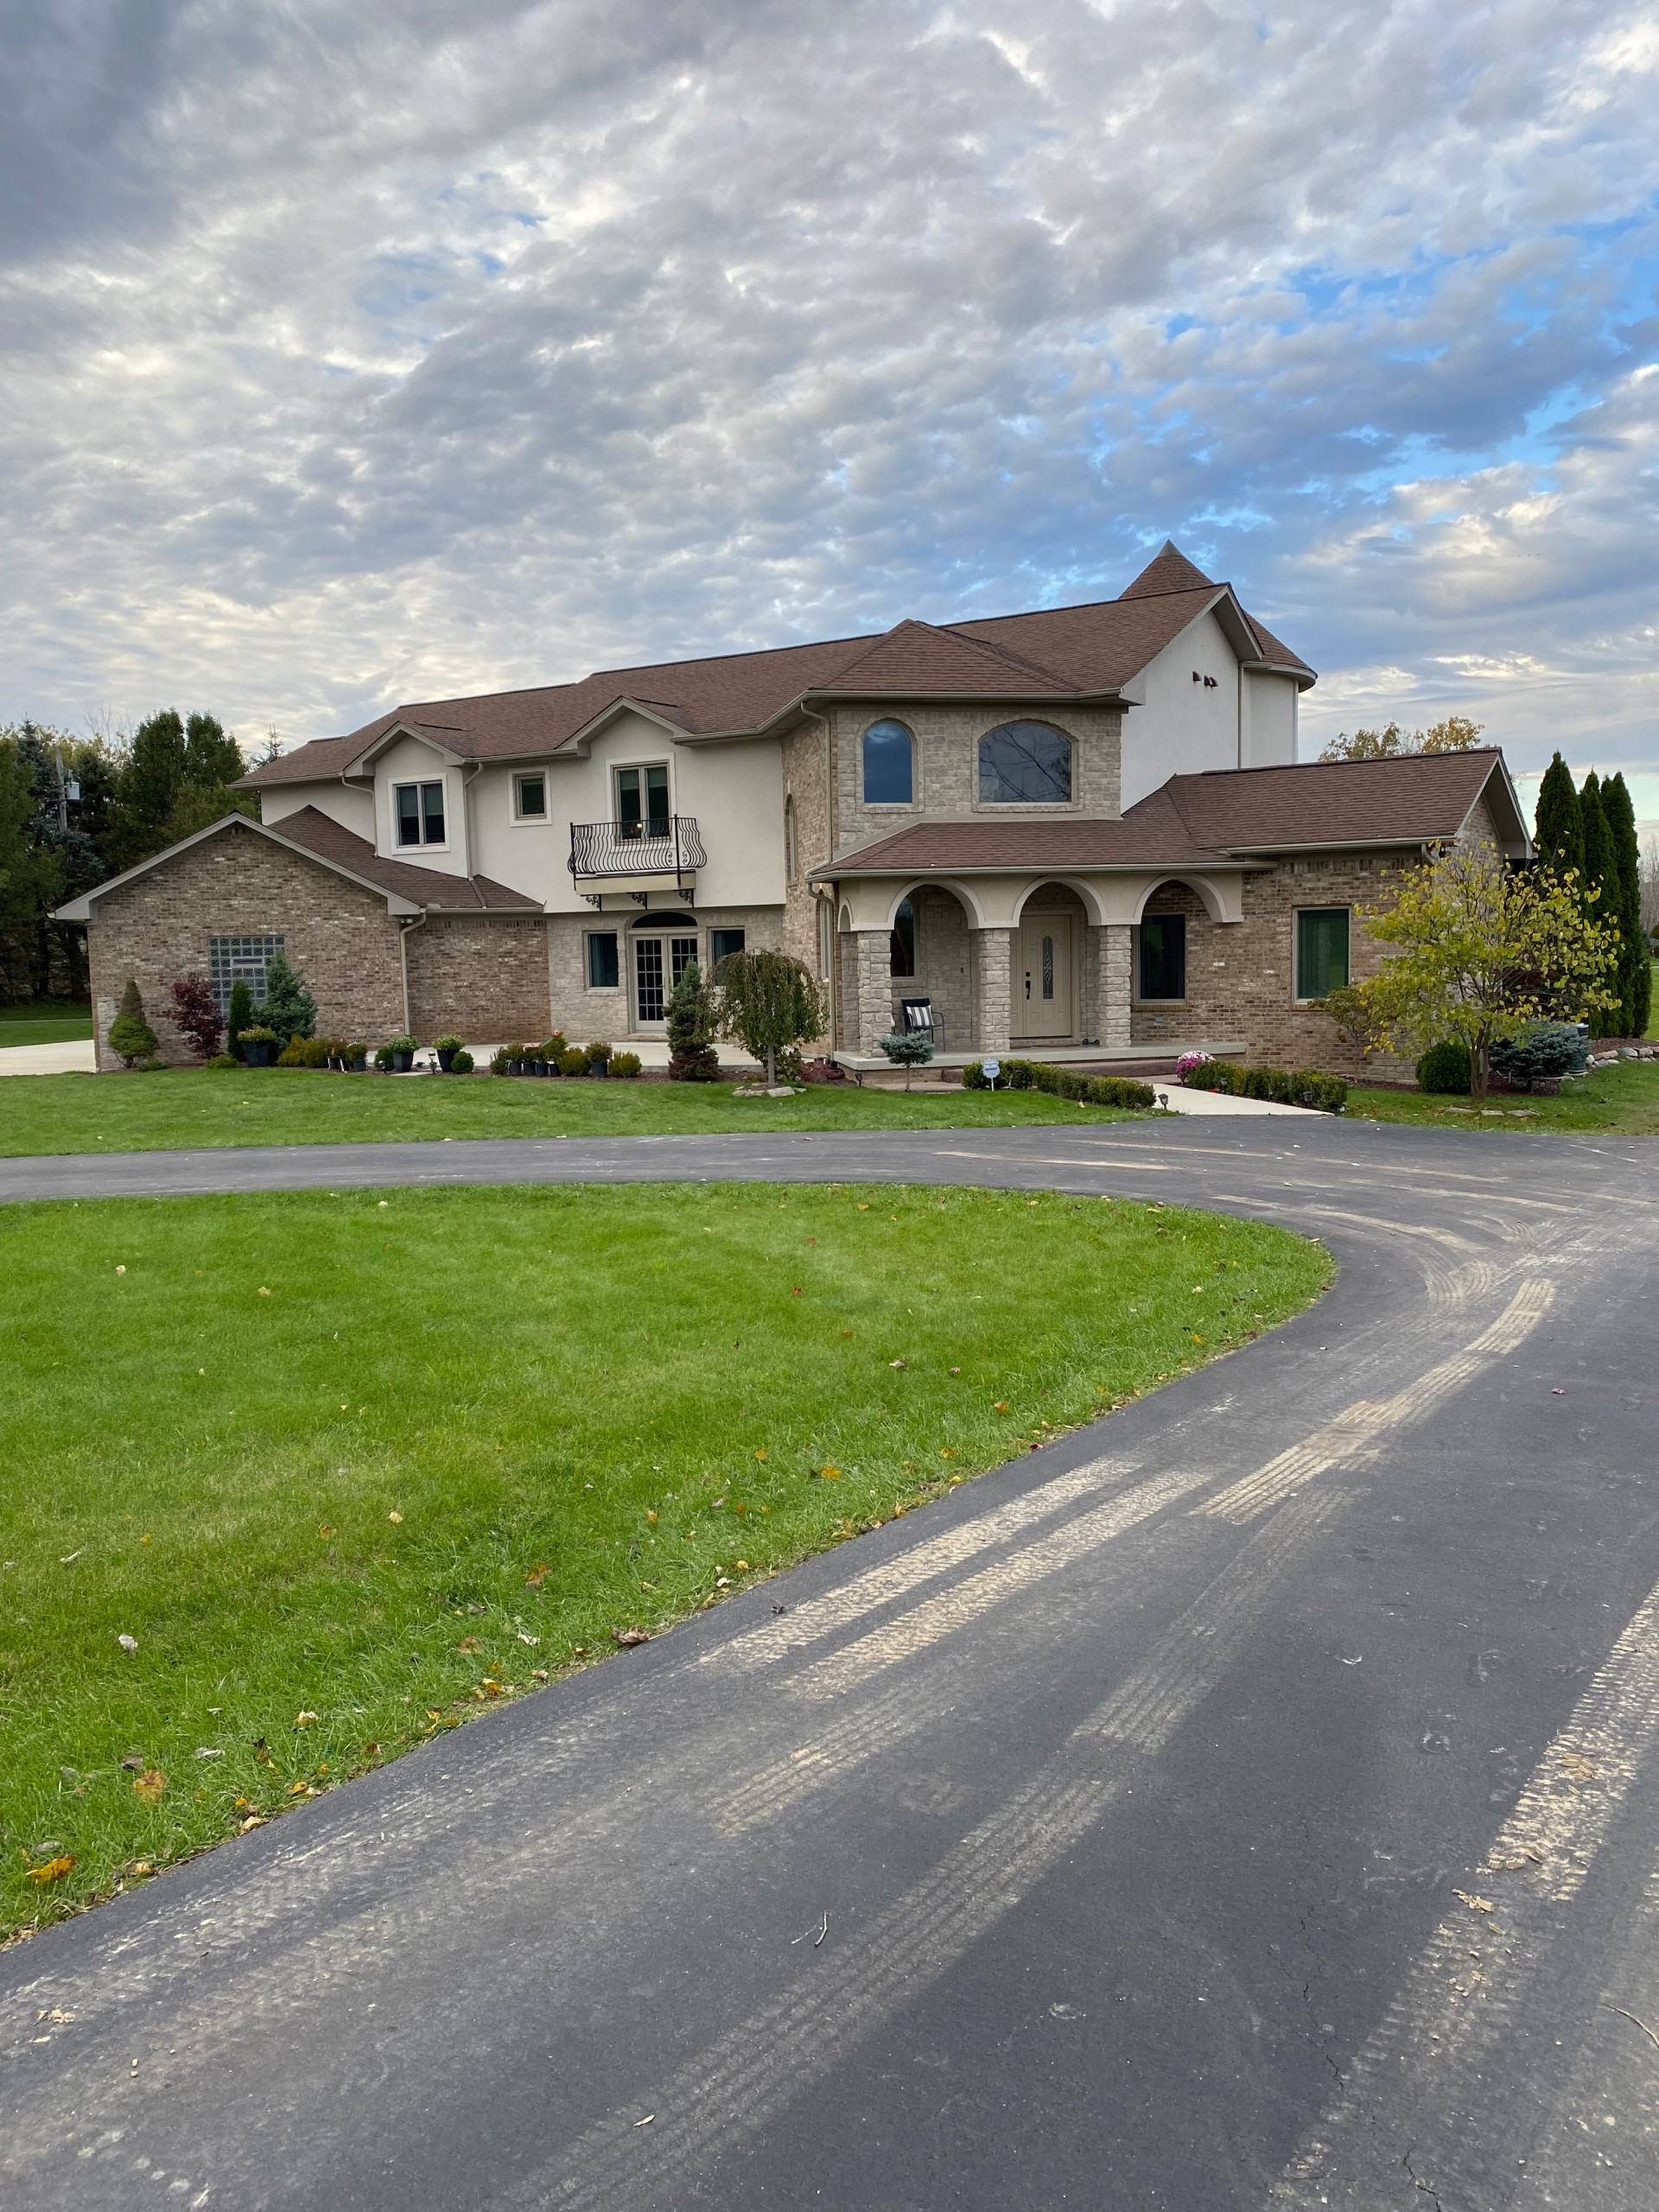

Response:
(852, 929), (894, 1052)
(1101, 923), (1132, 1050)
(972, 926), (1014, 1055)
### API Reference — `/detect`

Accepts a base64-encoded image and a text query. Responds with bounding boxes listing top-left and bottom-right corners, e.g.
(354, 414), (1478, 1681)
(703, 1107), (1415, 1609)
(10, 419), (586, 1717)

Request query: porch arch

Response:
(1133, 874), (1232, 925)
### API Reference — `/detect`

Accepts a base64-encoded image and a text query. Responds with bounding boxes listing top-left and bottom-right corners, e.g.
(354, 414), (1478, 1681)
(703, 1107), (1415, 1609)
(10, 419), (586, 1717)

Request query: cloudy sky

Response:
(3, 0), (1656, 823)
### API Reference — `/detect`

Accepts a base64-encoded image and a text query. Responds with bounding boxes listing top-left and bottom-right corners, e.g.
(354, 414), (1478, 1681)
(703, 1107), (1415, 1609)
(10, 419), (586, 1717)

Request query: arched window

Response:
(784, 794), (798, 881)
(862, 720), (914, 805)
(978, 721), (1072, 804)
(889, 896), (916, 977)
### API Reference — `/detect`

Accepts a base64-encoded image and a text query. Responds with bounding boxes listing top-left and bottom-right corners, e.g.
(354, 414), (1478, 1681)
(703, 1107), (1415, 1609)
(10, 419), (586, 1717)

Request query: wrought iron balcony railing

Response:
(568, 815), (707, 883)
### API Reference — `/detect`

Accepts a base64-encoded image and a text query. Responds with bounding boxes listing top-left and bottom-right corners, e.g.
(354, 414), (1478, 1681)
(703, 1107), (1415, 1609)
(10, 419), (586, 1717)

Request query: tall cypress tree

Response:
(1580, 772), (1618, 1036)
(1533, 752), (1584, 881)
(1601, 772), (1648, 1038)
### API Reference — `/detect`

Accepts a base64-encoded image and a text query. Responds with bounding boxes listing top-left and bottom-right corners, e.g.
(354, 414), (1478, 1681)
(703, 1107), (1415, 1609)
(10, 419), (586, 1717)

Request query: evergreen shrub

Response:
(1488, 1021), (1590, 1087)
(666, 958), (721, 1081)
(449, 1048), (474, 1074)
(559, 1047), (589, 1077)
(226, 978), (254, 1060)
(258, 953), (317, 1047)
(108, 979), (159, 1067)
(609, 1051), (642, 1077)
(1416, 1039), (1471, 1094)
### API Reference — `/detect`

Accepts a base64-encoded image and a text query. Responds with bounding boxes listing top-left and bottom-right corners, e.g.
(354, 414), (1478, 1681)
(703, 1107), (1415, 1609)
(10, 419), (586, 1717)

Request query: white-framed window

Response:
(977, 722), (1073, 805)
(615, 763), (670, 840)
(394, 780), (447, 847)
(585, 931), (620, 990)
(514, 772), (547, 820)
(207, 933), (283, 1017)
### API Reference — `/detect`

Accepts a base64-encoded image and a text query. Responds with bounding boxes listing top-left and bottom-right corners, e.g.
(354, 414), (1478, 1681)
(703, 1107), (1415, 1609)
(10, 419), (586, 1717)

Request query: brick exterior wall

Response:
(86, 823), (404, 1070)
(404, 914), (551, 1044)
(547, 904), (786, 1045)
(1128, 852), (1414, 1077)
(833, 702), (1122, 858)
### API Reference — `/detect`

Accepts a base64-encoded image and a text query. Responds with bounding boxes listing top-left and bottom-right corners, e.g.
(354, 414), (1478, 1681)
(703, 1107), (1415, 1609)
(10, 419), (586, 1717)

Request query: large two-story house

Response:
(60, 543), (1529, 1073)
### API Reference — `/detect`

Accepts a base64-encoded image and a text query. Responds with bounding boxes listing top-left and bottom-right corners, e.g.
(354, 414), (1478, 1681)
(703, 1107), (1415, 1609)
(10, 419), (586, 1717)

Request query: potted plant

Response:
(541, 1035), (565, 1076)
(386, 1033), (418, 1073)
(529, 1052), (548, 1077)
(238, 1024), (278, 1068)
(506, 1044), (526, 1076)
(434, 1034), (464, 1074)
(343, 1041), (369, 1072)
(587, 1039), (613, 1078)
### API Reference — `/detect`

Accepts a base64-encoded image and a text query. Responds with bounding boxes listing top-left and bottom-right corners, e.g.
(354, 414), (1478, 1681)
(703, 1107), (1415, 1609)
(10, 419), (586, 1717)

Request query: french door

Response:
(633, 933), (699, 1027)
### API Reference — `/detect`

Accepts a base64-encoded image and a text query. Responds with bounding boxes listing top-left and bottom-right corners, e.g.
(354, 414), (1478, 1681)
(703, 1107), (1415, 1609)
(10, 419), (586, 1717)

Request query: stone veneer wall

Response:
(832, 702), (1122, 859)
(1128, 853), (1414, 1077)
(86, 823), (404, 1070)
(545, 905), (785, 1043)
(780, 716), (834, 1049)
(405, 914), (551, 1044)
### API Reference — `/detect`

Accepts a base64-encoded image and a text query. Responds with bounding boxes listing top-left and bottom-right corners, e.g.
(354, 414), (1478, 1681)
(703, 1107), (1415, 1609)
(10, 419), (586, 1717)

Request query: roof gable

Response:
(1148, 749), (1529, 855)
(821, 619), (1073, 696)
(1120, 540), (1217, 600)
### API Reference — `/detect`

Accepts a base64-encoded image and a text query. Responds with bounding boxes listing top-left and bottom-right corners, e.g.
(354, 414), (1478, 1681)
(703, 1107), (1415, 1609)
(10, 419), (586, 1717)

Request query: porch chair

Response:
(899, 998), (944, 1052)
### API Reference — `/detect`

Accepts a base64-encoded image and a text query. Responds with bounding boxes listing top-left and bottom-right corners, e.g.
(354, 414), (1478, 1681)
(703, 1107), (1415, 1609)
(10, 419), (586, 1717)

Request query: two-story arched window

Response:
(978, 721), (1072, 804)
(862, 720), (914, 805)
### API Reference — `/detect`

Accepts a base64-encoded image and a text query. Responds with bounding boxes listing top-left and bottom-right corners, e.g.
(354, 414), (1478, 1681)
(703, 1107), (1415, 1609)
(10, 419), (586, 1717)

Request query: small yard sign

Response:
(982, 1058), (1001, 1090)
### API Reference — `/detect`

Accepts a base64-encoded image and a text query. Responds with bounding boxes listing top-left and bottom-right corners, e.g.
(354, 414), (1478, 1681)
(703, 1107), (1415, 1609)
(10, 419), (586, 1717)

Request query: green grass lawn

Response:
(1350, 1052), (1659, 1135)
(0, 1001), (92, 1049)
(0, 1065), (1154, 1157)
(0, 1180), (1329, 1936)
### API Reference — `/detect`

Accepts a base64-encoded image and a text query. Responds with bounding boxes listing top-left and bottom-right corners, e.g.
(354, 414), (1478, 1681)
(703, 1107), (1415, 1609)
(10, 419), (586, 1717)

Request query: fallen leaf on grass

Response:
(939, 1448), (957, 1459)
(754, 1447), (768, 1462)
(524, 1563), (550, 1587)
(387, 1510), (403, 1524)
(889, 1358), (907, 1370)
(294, 1711), (319, 1728)
(318, 1524), (334, 1538)
(821, 1465), (842, 1481)
(27, 1856), (75, 1885)
(612, 1628), (651, 1647)
(289, 1781), (315, 1797)
(994, 1401), (1010, 1413)
(456, 1637), (483, 1655)
(59, 1550), (82, 1565)
(132, 1770), (165, 1803)
(194, 1747), (224, 1760)
(474, 1679), (503, 1698)
(257, 1287), (271, 1297)
(238, 1815), (266, 1834)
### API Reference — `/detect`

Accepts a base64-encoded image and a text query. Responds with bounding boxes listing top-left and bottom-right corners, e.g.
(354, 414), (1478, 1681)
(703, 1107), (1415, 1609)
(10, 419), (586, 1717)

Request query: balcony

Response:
(569, 816), (707, 900)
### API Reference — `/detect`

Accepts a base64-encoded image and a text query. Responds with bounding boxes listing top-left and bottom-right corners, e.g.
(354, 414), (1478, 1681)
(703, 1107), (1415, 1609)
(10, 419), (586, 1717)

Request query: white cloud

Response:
(0, 0), (1654, 791)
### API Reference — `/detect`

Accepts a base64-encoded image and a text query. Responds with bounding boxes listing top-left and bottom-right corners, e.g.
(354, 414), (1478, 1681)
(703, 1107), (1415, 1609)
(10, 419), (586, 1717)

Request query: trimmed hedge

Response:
(1183, 1058), (1348, 1113)
(962, 1058), (1156, 1109)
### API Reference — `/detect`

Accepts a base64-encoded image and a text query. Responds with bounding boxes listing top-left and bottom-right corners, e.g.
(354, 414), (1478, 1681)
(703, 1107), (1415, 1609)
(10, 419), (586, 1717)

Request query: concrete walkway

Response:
(3, 1120), (1656, 2212)
(0, 1039), (94, 1076)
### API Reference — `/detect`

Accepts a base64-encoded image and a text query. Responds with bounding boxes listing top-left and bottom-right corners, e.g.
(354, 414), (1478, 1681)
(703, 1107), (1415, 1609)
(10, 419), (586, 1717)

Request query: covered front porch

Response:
(823, 864), (1253, 1063)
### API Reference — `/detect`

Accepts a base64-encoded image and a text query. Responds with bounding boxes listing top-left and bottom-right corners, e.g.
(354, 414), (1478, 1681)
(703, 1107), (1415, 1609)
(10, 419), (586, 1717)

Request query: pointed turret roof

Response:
(1119, 540), (1217, 600)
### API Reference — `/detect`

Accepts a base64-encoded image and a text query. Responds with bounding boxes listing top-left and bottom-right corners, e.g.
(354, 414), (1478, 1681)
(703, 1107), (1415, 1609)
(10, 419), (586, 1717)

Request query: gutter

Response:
(398, 912), (428, 1036)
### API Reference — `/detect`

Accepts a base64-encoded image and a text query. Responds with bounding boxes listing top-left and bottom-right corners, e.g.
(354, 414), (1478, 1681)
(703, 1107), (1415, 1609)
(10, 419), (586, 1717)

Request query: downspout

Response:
(462, 762), (484, 876)
(399, 912), (428, 1037)
(799, 705), (837, 1053)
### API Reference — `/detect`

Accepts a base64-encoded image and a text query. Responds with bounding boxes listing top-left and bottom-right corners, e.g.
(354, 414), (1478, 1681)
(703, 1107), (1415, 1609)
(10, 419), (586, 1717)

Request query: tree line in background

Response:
(0, 712), (255, 1001)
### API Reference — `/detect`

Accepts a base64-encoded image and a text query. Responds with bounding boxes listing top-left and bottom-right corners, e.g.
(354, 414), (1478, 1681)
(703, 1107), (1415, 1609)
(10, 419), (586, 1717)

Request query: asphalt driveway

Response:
(3, 1117), (1656, 2211)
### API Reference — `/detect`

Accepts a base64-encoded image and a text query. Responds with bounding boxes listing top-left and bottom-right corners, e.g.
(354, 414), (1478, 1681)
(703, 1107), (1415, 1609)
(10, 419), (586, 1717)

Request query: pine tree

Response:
(1600, 772), (1648, 1038)
(665, 958), (721, 1082)
(1580, 773), (1618, 1036)
(1533, 753), (1583, 881)
(227, 976), (254, 1059)
(107, 977), (159, 1066)
(258, 951), (317, 1046)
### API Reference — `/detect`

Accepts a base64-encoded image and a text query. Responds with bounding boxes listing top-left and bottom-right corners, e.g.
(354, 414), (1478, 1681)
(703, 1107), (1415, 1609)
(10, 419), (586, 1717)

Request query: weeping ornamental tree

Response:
(715, 949), (828, 1086)
(1332, 844), (1618, 1103)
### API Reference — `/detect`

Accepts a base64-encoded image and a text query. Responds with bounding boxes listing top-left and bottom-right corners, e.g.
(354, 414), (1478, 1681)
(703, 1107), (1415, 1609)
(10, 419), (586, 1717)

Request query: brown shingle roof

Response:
(815, 751), (1523, 878)
(242, 541), (1316, 788)
(1158, 749), (1517, 851)
(273, 806), (540, 909)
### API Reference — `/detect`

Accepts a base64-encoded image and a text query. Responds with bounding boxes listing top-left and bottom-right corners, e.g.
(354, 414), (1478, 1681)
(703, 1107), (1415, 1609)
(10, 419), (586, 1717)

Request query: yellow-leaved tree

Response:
(1325, 844), (1618, 1102)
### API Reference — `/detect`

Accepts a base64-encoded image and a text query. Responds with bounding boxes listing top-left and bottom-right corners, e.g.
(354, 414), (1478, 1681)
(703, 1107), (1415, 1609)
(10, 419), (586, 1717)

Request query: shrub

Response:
(435, 1034), (464, 1055)
(341, 1042), (369, 1069)
(962, 1060), (990, 1089)
(586, 1039), (613, 1070)
(609, 1051), (642, 1077)
(238, 1025), (278, 1044)
(226, 977), (254, 1061)
(169, 972), (223, 1059)
(541, 1033), (567, 1059)
(374, 1044), (395, 1071)
(489, 1046), (513, 1076)
(108, 979), (159, 1068)
(559, 1047), (589, 1077)
(202, 1053), (239, 1071)
(666, 959), (721, 1081)
(276, 1037), (308, 1066)
(1488, 1020), (1591, 1088)
(1180, 1057), (1347, 1112)
(1175, 1050), (1212, 1080)
(449, 1047), (474, 1074)
(1184, 1058), (1243, 1093)
(1416, 1039), (1471, 1095)
(258, 952), (317, 1048)
(387, 1034), (418, 1053)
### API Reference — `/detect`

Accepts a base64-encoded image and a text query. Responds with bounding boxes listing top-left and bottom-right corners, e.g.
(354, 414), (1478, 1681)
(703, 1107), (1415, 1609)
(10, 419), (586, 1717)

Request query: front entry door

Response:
(1013, 914), (1074, 1041)
(632, 932), (699, 1029)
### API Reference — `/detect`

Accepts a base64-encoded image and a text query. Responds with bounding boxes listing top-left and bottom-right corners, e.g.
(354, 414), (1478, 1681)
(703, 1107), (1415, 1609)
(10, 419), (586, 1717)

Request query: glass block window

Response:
(1296, 908), (1350, 999)
(208, 934), (284, 1017)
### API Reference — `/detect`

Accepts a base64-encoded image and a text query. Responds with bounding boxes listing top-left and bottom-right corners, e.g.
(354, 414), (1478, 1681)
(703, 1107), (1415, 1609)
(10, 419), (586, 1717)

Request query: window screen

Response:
(1296, 908), (1350, 998)
(586, 931), (620, 989)
(1137, 914), (1185, 1001)
(208, 933), (284, 1016)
